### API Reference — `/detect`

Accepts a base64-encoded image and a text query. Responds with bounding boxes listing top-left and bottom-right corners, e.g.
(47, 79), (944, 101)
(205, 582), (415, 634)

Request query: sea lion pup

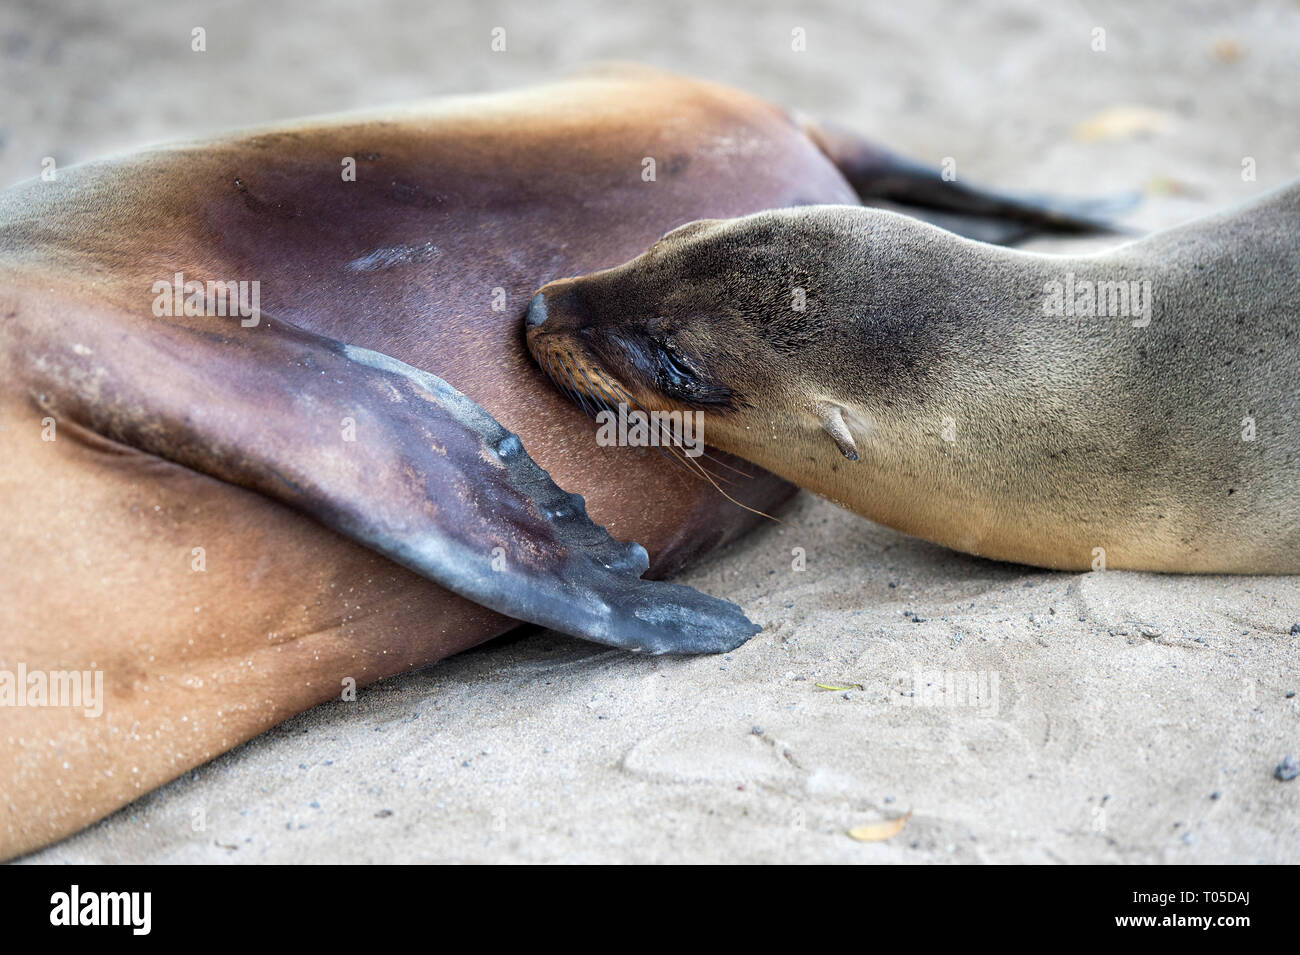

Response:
(527, 182), (1300, 573)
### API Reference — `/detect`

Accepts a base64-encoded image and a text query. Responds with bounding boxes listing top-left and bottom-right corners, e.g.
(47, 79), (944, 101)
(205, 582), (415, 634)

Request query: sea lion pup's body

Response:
(528, 182), (1300, 573)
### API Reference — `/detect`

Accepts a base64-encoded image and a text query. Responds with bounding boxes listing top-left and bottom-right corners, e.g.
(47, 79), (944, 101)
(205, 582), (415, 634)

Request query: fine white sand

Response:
(7, 0), (1298, 863)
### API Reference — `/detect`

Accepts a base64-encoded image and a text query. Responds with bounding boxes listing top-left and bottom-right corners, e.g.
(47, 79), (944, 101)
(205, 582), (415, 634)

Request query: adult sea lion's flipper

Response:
(800, 118), (1139, 243)
(13, 301), (758, 656)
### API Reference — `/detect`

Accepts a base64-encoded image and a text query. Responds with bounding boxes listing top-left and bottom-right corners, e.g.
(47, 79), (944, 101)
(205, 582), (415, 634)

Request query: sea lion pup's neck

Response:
(703, 207), (1117, 564)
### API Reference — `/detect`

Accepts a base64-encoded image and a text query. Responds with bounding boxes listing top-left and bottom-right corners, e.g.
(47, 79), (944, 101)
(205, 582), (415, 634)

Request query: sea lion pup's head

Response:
(524, 205), (952, 467)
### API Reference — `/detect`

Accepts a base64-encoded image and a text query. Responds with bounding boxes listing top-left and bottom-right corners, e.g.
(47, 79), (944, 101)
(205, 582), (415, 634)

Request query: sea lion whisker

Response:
(593, 375), (731, 483)
(545, 350), (581, 406)
(577, 369), (774, 515)
(545, 351), (585, 409)
(671, 445), (784, 523)
(598, 375), (745, 487)
(564, 363), (603, 422)
(547, 351), (599, 420)
(599, 382), (753, 495)
(539, 349), (569, 398)
(559, 354), (605, 421)
(585, 370), (716, 480)
(547, 349), (692, 477)
(572, 361), (617, 416)
(559, 348), (634, 426)
(663, 427), (740, 488)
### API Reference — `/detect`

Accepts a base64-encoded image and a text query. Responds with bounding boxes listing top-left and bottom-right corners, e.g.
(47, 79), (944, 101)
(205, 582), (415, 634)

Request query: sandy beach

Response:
(5, 0), (1298, 863)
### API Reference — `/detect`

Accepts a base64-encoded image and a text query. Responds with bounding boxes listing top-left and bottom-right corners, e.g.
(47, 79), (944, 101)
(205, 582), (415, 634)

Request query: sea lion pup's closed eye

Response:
(527, 187), (1300, 574)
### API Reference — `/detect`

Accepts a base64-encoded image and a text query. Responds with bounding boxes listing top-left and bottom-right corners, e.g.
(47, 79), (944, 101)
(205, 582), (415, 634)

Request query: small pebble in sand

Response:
(1290, 623), (1300, 635)
(1287, 691), (1296, 699)
(1210, 791), (1221, 800)
(374, 809), (393, 818)
(1274, 755), (1299, 782)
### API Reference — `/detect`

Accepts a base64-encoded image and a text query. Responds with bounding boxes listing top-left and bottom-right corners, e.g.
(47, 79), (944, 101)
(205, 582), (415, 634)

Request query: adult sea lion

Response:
(527, 182), (1299, 573)
(0, 64), (1119, 859)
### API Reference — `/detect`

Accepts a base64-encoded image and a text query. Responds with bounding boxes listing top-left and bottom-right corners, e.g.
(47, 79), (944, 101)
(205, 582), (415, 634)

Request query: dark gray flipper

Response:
(15, 306), (758, 655)
(802, 119), (1140, 243)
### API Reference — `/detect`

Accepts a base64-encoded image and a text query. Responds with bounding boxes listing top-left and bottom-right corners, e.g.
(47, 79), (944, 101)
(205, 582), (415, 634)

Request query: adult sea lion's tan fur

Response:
(0, 63), (1128, 859)
(528, 183), (1300, 573)
(0, 67), (829, 859)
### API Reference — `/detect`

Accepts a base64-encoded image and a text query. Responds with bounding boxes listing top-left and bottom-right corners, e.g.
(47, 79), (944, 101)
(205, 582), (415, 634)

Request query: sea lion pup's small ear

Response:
(659, 218), (724, 242)
(819, 404), (860, 462)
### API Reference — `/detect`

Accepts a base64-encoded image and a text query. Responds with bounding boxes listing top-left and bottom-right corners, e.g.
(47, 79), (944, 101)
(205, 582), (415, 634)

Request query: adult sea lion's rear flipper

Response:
(801, 118), (1139, 243)
(15, 305), (758, 656)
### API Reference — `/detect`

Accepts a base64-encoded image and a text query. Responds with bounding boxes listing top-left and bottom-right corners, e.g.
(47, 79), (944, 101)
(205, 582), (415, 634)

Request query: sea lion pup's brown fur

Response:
(528, 182), (1300, 573)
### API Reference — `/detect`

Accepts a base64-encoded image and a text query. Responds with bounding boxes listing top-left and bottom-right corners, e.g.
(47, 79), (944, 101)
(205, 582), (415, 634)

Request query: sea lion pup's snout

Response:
(524, 275), (647, 410)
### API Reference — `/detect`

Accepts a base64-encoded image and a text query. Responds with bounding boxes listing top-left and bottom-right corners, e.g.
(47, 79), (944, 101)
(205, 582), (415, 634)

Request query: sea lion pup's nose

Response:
(527, 280), (587, 332)
(525, 292), (549, 329)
